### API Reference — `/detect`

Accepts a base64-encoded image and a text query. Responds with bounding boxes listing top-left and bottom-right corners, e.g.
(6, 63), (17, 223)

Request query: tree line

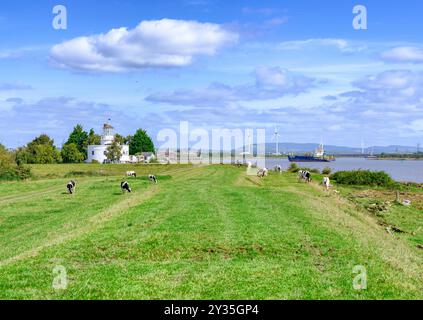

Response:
(377, 152), (423, 160)
(0, 125), (155, 180)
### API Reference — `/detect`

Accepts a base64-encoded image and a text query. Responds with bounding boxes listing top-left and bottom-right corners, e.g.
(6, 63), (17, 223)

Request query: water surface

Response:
(265, 157), (423, 183)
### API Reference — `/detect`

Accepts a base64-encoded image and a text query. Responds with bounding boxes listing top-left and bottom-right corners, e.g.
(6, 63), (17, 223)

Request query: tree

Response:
(0, 143), (32, 180)
(61, 143), (85, 163)
(32, 144), (62, 164)
(87, 129), (101, 145)
(65, 125), (89, 159)
(23, 134), (62, 164)
(124, 135), (133, 145)
(28, 134), (55, 149)
(114, 134), (132, 145)
(114, 134), (125, 145)
(0, 143), (13, 170)
(15, 147), (30, 165)
(105, 140), (122, 163)
(129, 129), (155, 155)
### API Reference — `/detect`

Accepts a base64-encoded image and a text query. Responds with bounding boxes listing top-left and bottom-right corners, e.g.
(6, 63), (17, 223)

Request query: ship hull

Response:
(288, 156), (335, 163)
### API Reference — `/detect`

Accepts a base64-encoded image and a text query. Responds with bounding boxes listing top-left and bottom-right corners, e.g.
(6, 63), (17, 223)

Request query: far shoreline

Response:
(370, 158), (423, 161)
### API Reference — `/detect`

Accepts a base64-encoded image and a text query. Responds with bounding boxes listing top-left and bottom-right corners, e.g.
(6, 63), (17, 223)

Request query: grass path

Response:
(0, 165), (421, 299)
(0, 185), (159, 267)
(0, 166), (200, 265)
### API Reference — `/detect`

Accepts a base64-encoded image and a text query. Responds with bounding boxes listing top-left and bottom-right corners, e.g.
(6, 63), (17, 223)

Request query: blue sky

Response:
(1, 0), (423, 148)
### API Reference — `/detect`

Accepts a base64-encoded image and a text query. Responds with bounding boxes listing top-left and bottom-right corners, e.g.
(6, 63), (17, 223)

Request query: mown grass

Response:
(0, 165), (421, 299)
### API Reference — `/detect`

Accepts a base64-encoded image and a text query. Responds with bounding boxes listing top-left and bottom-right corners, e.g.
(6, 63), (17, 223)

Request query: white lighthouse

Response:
(87, 123), (130, 164)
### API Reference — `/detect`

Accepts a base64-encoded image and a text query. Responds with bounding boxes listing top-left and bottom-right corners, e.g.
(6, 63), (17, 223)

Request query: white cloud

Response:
(242, 7), (279, 15)
(264, 17), (289, 27)
(355, 70), (417, 90)
(407, 119), (423, 132)
(0, 52), (14, 59)
(254, 67), (313, 92)
(325, 69), (423, 139)
(146, 67), (315, 107)
(328, 124), (342, 131)
(0, 97), (144, 147)
(0, 82), (33, 91)
(50, 19), (238, 73)
(381, 46), (423, 63)
(350, 70), (423, 106)
(277, 38), (365, 53)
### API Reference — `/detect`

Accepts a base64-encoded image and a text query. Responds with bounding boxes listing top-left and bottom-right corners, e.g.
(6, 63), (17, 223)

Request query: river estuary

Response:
(265, 157), (423, 183)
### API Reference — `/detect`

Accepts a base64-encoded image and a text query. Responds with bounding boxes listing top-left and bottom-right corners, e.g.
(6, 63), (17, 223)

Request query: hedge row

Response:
(0, 165), (32, 181)
(331, 170), (393, 186)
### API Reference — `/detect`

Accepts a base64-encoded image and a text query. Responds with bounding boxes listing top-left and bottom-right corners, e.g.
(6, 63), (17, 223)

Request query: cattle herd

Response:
(66, 172), (158, 195)
(254, 165), (331, 190)
(66, 166), (332, 195)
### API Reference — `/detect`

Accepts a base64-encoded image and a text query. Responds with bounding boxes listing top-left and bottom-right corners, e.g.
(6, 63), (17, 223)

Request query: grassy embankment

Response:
(0, 164), (421, 299)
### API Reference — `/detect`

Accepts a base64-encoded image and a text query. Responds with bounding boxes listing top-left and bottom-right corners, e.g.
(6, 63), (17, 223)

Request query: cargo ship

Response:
(288, 144), (335, 162)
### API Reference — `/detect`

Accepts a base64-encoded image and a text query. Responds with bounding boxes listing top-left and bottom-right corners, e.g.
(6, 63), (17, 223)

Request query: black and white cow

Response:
(298, 170), (312, 183)
(67, 180), (76, 194)
(121, 181), (132, 193)
(274, 165), (282, 173)
(257, 168), (269, 178)
(323, 177), (331, 191)
(149, 174), (158, 184)
(126, 171), (137, 178)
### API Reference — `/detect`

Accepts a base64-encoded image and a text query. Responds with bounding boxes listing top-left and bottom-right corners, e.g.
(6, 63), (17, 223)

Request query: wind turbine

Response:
(247, 131), (252, 155)
(272, 127), (281, 156)
(240, 130), (252, 156)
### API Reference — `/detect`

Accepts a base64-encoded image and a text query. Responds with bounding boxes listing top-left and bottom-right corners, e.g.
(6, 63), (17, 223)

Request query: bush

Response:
(0, 144), (32, 181)
(0, 165), (32, 181)
(0, 168), (19, 181)
(331, 170), (393, 186)
(61, 143), (85, 163)
(288, 163), (299, 173)
(15, 165), (32, 180)
(322, 167), (332, 175)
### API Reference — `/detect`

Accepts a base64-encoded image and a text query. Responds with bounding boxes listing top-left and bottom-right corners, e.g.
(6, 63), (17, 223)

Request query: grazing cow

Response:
(121, 181), (132, 193)
(298, 170), (312, 183)
(323, 177), (331, 190)
(274, 165), (282, 173)
(257, 168), (269, 178)
(66, 180), (76, 194)
(149, 174), (158, 184)
(126, 171), (137, 178)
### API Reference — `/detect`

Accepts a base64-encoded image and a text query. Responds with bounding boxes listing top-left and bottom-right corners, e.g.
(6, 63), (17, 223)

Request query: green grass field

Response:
(0, 164), (421, 299)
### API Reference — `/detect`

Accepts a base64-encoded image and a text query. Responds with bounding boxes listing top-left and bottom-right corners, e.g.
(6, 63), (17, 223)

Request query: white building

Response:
(87, 123), (130, 164)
